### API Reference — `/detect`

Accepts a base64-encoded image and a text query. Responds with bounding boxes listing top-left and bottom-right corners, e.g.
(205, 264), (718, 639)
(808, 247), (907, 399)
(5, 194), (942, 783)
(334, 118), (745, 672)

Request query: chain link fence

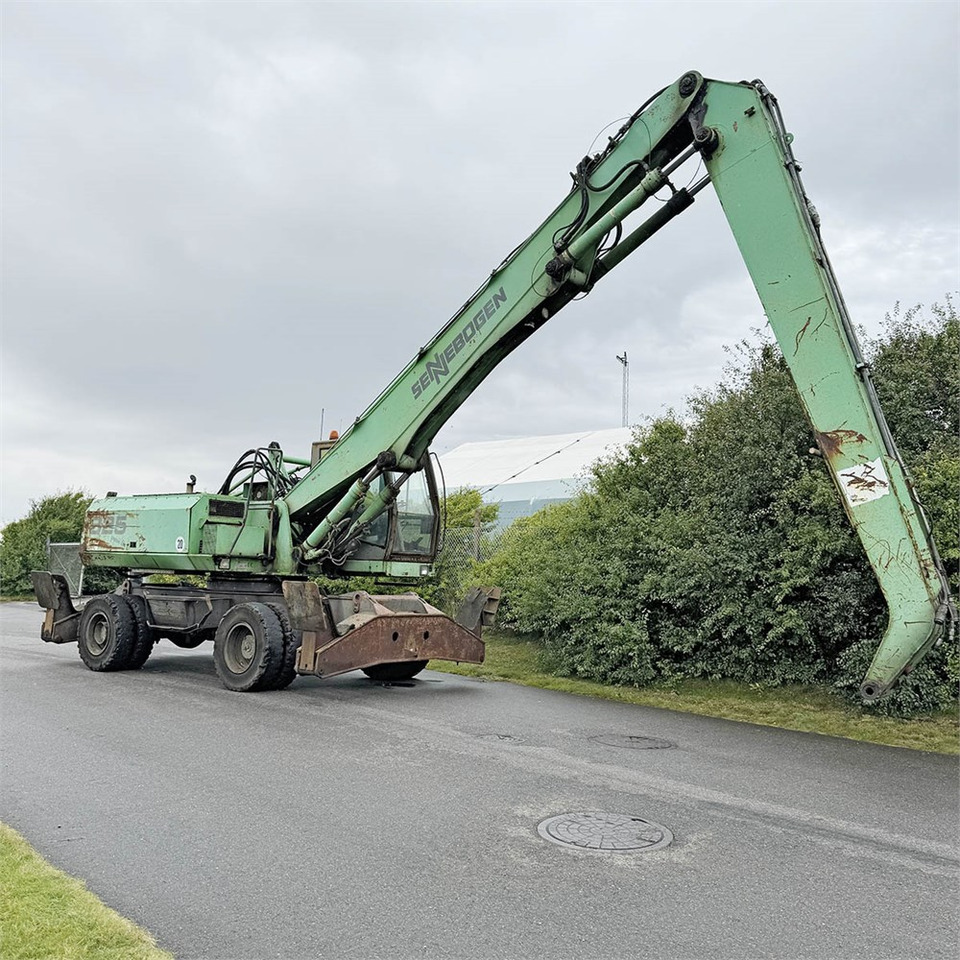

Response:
(46, 540), (84, 597)
(431, 526), (507, 611)
(440, 527), (506, 567)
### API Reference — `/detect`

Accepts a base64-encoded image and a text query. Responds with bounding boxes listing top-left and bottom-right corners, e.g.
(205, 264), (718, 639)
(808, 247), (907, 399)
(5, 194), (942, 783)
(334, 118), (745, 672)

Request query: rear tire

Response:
(77, 595), (138, 671)
(124, 595), (157, 669)
(213, 603), (285, 692)
(362, 660), (429, 682)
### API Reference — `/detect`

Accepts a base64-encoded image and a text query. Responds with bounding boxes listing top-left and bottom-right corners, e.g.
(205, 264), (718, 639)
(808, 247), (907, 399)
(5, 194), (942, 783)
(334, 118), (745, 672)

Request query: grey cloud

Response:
(3, 1), (957, 522)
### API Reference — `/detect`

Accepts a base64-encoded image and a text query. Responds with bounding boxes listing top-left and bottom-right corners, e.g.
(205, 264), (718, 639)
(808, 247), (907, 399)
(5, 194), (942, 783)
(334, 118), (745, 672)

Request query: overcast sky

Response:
(2, 1), (958, 524)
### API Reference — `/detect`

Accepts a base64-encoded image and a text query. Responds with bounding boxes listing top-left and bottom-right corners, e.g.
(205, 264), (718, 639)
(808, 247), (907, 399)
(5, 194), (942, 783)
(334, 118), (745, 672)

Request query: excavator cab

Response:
(341, 454), (442, 571)
(391, 462), (441, 559)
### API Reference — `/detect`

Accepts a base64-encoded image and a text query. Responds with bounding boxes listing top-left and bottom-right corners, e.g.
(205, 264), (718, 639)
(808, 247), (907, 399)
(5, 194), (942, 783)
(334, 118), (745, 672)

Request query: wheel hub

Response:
(224, 623), (257, 673)
(88, 614), (109, 655)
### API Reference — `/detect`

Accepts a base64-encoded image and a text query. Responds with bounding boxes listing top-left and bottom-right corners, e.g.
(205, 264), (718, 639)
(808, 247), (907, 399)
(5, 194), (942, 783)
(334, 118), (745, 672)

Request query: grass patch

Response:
(431, 631), (959, 755)
(0, 823), (173, 960)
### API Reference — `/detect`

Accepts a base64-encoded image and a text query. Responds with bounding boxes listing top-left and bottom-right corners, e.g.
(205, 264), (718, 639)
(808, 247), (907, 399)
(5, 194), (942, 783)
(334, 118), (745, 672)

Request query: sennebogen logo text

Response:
(411, 287), (507, 399)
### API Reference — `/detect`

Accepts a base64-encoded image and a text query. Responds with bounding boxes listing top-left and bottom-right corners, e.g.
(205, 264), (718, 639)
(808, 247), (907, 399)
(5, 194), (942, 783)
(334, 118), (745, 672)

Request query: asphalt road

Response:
(2, 601), (958, 960)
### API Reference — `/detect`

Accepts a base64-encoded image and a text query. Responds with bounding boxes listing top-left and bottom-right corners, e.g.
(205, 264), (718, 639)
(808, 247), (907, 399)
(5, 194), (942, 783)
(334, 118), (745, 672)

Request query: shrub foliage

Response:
(1, 492), (92, 596)
(475, 300), (959, 715)
(1, 491), (124, 597)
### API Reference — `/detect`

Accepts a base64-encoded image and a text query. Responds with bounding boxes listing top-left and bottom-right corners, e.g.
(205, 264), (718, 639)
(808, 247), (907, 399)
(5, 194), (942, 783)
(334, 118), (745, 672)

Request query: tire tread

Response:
(77, 595), (138, 672)
(213, 602), (285, 692)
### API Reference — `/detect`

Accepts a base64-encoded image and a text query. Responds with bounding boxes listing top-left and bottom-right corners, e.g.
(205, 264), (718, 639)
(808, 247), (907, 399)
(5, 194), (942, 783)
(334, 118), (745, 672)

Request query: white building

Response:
(438, 427), (634, 530)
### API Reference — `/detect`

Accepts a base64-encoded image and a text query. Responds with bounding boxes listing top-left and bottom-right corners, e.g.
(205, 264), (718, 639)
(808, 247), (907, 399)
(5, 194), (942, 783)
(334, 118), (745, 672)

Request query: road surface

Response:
(2, 601), (957, 959)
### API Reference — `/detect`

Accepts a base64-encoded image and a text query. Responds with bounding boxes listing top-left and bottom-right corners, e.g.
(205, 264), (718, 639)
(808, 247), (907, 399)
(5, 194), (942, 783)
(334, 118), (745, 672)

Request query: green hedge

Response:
(1, 491), (121, 597)
(474, 300), (959, 716)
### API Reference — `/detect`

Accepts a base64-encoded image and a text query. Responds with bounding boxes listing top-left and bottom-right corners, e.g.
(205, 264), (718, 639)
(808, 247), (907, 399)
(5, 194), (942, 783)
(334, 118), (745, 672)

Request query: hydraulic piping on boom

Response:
(33, 71), (954, 698)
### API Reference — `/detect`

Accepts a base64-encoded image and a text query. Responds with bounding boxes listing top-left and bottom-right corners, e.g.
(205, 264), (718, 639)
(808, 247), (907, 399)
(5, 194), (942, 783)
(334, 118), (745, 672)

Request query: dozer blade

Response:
(31, 571), (81, 644)
(282, 581), (488, 680)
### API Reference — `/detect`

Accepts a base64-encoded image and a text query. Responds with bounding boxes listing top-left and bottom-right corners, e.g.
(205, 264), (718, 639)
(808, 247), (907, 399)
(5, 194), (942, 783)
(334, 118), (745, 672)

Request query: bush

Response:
(1, 491), (124, 597)
(474, 298), (959, 716)
(1, 492), (91, 596)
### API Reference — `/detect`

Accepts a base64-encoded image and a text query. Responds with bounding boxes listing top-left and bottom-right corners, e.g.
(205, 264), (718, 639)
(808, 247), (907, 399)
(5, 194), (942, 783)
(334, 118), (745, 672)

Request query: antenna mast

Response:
(616, 352), (629, 427)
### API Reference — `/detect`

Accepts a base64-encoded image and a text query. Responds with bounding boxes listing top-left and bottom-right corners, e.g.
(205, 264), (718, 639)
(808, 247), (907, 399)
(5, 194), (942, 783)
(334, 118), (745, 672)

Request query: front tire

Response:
(77, 595), (138, 671)
(362, 660), (429, 682)
(264, 602), (299, 690)
(213, 603), (285, 692)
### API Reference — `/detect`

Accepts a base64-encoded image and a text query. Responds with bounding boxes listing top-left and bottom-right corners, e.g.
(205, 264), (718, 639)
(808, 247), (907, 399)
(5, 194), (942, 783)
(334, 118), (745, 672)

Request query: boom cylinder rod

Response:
(591, 178), (707, 282)
(301, 462), (382, 558)
(565, 143), (699, 263)
(565, 168), (666, 261)
(351, 475), (403, 528)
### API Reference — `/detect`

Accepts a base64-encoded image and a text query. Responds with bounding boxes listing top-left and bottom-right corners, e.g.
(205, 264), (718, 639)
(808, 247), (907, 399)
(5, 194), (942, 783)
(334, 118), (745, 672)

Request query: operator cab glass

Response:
(357, 497), (390, 550)
(394, 469), (436, 557)
(349, 456), (440, 564)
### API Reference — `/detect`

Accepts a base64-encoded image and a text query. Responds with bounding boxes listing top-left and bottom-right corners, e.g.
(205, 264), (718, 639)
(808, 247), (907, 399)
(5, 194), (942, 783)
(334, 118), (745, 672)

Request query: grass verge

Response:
(430, 631), (959, 755)
(0, 823), (173, 960)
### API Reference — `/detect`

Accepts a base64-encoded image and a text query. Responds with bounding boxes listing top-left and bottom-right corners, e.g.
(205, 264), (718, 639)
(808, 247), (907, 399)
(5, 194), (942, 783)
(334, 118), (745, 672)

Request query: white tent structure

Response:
(438, 427), (634, 530)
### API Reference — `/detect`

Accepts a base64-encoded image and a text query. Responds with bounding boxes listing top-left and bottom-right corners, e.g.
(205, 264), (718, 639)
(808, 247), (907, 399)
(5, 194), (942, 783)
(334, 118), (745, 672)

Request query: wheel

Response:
(124, 595), (157, 669)
(77, 595), (138, 671)
(264, 602), (299, 690)
(362, 660), (429, 682)
(213, 603), (285, 692)
(167, 631), (209, 649)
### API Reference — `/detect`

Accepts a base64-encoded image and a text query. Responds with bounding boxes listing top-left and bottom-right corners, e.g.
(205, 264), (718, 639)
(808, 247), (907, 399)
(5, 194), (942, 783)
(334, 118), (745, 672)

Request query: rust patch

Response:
(794, 307), (829, 356)
(815, 429), (869, 459)
(84, 537), (122, 551)
(304, 614), (484, 679)
(83, 509), (111, 535)
(794, 316), (811, 355)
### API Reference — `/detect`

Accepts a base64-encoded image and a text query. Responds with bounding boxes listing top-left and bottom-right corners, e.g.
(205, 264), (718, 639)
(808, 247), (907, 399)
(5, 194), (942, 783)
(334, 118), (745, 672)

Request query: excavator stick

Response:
(282, 581), (493, 679)
(697, 77), (955, 698)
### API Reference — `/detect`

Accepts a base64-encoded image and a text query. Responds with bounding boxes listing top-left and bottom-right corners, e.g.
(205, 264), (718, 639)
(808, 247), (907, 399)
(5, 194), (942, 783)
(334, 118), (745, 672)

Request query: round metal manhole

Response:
(590, 734), (675, 750)
(537, 812), (673, 852)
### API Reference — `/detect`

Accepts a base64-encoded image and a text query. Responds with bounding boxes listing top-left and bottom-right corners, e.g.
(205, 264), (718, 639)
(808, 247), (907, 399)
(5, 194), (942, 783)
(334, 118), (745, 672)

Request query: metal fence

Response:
(46, 540), (84, 597)
(438, 526), (506, 583)
(441, 527), (506, 563)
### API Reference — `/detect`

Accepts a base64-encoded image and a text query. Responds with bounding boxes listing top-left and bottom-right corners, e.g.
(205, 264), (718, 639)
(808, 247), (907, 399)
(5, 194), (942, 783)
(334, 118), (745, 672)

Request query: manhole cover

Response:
(590, 734), (675, 750)
(537, 812), (673, 852)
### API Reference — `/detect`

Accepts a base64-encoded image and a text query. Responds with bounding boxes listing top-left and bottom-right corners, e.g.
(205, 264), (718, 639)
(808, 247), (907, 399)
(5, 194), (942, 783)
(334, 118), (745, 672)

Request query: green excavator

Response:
(33, 72), (954, 697)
